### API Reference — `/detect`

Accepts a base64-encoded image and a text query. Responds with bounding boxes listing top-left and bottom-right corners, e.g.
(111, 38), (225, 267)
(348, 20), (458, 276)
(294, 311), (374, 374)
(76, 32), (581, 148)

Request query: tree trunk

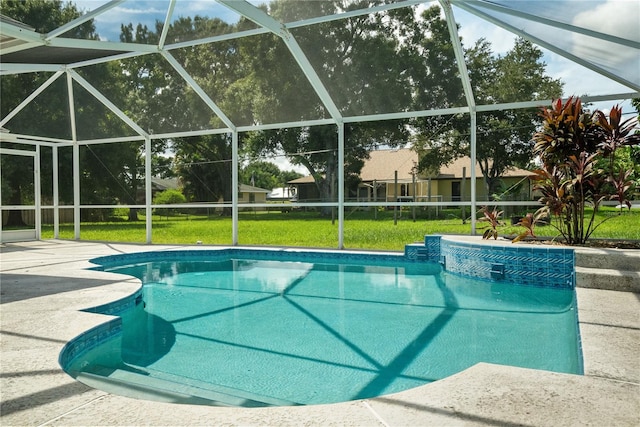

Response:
(5, 186), (27, 227)
(128, 208), (139, 221)
(319, 149), (336, 217)
(128, 159), (139, 221)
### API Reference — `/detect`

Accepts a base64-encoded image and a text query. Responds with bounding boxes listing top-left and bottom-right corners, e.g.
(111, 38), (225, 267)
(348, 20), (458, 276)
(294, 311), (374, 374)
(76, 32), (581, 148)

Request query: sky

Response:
(69, 0), (639, 173)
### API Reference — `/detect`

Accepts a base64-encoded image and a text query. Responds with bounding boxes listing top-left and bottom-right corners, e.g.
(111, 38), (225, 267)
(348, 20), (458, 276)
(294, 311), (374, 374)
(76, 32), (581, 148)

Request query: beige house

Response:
(290, 148), (533, 203)
(238, 184), (270, 205)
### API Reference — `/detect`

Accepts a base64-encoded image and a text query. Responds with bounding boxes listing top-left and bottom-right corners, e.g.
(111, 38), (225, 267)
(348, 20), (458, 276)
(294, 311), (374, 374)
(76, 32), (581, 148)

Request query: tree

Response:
(153, 189), (186, 218)
(174, 134), (233, 207)
(242, 1), (416, 214)
(120, 16), (254, 212)
(88, 22), (176, 220)
(240, 161), (281, 190)
(0, 0), (97, 225)
(414, 38), (563, 198)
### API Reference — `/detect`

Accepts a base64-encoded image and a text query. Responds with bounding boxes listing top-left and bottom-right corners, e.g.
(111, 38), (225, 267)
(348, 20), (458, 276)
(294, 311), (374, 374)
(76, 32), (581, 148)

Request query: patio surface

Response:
(1, 239), (638, 426)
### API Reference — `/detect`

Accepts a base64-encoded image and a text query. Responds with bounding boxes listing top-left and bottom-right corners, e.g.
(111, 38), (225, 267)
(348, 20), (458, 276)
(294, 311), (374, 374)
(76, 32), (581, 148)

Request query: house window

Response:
(249, 193), (255, 203)
(451, 181), (461, 201)
(400, 183), (409, 197)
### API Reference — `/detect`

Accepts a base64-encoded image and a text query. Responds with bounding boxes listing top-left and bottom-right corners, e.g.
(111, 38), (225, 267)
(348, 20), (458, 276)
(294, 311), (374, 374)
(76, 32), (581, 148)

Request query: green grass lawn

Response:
(40, 207), (640, 251)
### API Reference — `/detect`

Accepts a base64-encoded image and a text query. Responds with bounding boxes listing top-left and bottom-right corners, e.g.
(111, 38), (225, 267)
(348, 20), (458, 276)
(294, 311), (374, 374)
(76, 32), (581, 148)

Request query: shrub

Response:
(479, 206), (503, 240)
(153, 189), (186, 217)
(530, 97), (640, 244)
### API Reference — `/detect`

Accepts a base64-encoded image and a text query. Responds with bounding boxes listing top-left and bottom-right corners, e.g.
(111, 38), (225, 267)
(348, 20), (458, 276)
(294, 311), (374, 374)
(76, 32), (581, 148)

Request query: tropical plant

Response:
(479, 206), (503, 240)
(607, 169), (634, 213)
(512, 208), (548, 243)
(531, 97), (640, 245)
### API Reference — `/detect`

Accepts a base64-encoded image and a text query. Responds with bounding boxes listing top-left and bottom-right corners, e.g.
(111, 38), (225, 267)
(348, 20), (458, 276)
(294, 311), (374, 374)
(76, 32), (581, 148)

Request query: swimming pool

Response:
(61, 249), (582, 407)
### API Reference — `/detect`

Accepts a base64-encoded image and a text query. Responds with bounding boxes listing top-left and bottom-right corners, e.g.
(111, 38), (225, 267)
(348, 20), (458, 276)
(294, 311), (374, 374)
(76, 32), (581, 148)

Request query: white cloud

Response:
(572, 0), (640, 41)
(456, 12), (515, 54)
(448, 1), (637, 99)
(567, 1), (640, 89)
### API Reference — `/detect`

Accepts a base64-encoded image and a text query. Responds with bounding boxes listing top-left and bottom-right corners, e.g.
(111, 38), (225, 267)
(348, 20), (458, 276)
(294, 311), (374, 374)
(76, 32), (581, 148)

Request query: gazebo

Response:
(1, 0), (638, 246)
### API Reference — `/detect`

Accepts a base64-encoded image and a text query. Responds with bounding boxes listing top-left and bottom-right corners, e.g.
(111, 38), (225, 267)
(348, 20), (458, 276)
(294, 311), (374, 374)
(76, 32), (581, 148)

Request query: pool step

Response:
(574, 248), (640, 271)
(405, 244), (429, 260)
(575, 267), (640, 293)
(574, 248), (640, 292)
(74, 365), (299, 407)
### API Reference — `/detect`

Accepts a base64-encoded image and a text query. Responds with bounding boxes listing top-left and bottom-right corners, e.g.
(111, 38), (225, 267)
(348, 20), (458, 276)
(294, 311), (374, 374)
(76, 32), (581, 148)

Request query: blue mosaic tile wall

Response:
(82, 288), (144, 316)
(60, 288), (144, 370)
(59, 318), (122, 369)
(91, 248), (413, 270)
(415, 235), (575, 289)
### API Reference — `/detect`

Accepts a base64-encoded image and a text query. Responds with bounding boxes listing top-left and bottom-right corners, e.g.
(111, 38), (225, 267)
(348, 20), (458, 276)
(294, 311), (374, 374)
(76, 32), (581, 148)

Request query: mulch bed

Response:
(504, 237), (640, 250)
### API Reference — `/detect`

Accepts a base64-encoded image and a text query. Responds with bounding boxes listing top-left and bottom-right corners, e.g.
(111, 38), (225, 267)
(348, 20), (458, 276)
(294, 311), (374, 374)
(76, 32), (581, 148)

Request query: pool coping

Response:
(1, 239), (639, 426)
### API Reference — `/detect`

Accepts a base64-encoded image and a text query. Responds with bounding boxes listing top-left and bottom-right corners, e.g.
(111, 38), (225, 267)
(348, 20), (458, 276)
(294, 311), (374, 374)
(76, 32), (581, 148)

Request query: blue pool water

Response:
(65, 250), (582, 407)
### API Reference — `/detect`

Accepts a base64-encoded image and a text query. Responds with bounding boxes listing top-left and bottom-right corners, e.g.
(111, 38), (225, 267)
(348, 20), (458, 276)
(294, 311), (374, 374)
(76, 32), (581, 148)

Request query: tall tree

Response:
(242, 1), (415, 213)
(240, 161), (294, 190)
(174, 134), (233, 205)
(414, 38), (563, 198)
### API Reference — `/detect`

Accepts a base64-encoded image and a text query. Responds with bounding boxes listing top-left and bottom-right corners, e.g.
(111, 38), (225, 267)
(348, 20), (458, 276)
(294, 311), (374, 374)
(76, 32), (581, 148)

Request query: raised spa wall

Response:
(405, 235), (575, 289)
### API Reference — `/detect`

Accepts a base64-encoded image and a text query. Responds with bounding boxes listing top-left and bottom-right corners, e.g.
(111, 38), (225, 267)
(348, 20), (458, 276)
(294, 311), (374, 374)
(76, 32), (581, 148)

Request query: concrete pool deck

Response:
(1, 239), (638, 426)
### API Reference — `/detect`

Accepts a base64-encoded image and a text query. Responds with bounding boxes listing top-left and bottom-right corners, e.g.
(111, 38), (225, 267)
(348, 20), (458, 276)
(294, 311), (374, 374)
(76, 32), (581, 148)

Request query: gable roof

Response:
(239, 184), (269, 194)
(288, 175), (315, 184)
(150, 177), (179, 191)
(360, 148), (417, 181)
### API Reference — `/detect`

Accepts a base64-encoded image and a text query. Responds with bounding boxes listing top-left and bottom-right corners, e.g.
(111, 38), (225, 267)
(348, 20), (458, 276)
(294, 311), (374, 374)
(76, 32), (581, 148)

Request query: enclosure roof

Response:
(1, 45), (128, 65)
(1, 0), (639, 143)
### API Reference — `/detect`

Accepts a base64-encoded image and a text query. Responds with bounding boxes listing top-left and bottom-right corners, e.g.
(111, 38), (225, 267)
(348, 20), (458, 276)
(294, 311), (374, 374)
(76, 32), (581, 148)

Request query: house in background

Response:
(147, 179), (270, 210)
(238, 184), (270, 205)
(288, 148), (533, 204)
(426, 156), (533, 202)
(134, 177), (180, 203)
(267, 186), (297, 202)
(210, 184), (270, 213)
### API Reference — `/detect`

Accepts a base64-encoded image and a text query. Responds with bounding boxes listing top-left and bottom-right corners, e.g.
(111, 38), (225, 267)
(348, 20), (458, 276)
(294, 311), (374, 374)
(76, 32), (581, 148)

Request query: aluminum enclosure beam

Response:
(158, 0), (177, 49)
(0, 71), (64, 127)
(68, 69), (149, 138)
(456, 0), (640, 49)
(440, 0), (478, 234)
(161, 51), (236, 131)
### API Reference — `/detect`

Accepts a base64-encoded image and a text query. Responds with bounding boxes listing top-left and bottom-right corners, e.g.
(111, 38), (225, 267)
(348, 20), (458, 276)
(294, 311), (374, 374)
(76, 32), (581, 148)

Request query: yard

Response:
(40, 206), (640, 251)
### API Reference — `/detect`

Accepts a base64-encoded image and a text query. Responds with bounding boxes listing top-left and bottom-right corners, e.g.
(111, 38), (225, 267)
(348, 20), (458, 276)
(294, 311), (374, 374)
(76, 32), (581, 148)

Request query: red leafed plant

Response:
(530, 97), (640, 245)
(608, 169), (634, 213)
(512, 208), (548, 243)
(479, 206), (504, 240)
